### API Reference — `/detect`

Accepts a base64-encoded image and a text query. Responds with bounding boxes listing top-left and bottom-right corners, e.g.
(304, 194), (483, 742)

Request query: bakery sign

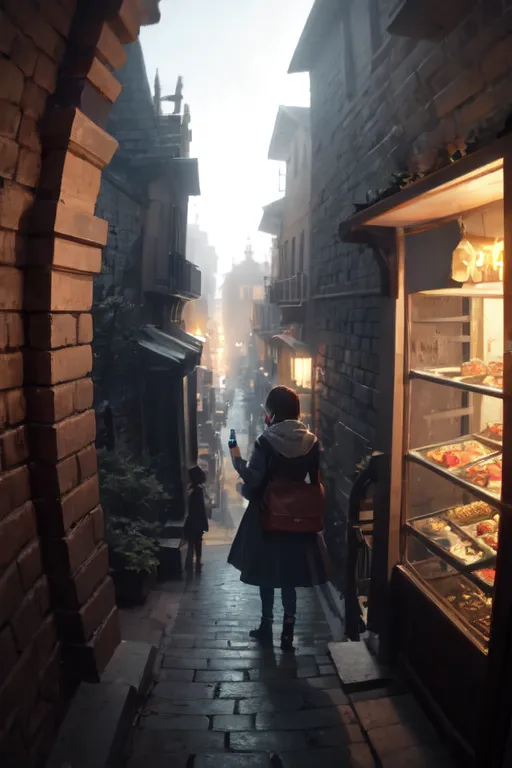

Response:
(451, 235), (504, 284)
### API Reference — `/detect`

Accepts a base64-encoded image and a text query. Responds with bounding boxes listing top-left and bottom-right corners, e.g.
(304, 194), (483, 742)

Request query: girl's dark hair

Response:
(189, 465), (206, 485)
(265, 386), (300, 423)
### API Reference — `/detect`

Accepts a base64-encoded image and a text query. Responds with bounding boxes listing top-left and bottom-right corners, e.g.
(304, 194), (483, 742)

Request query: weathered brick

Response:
(30, 201), (108, 247)
(5, 312), (24, 348)
(17, 540), (43, 591)
(25, 268), (93, 312)
(39, 475), (100, 536)
(18, 115), (41, 152)
(27, 237), (102, 274)
(96, 22), (128, 71)
(34, 52), (59, 93)
(39, 151), (103, 214)
(56, 577), (115, 644)
(0, 181), (34, 231)
(0, 351), (23, 391)
(5, 388), (26, 425)
(0, 501), (35, 570)
(37, 642), (61, 704)
(0, 136), (20, 179)
(11, 31), (39, 77)
(32, 615), (58, 671)
(74, 378), (94, 412)
(50, 543), (109, 610)
(0, 266), (23, 310)
(16, 147), (41, 188)
(31, 453), (78, 498)
(21, 80), (48, 119)
(77, 443), (97, 482)
(11, 586), (45, 651)
(43, 0), (74, 37)
(0, 101), (22, 139)
(0, 465), (31, 520)
(30, 409), (96, 461)
(0, 10), (17, 55)
(26, 381), (75, 423)
(24, 345), (93, 386)
(64, 606), (120, 682)
(0, 59), (24, 105)
(28, 313), (77, 350)
(91, 505), (104, 543)
(43, 514), (96, 577)
(0, 563), (24, 625)
(77, 313), (93, 344)
(0, 424), (28, 467)
(0, 231), (20, 267)
(111, 0), (145, 44)
(0, 626), (18, 686)
(457, 91), (496, 129)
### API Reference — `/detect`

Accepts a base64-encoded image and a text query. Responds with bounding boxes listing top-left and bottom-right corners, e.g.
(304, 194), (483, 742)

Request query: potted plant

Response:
(106, 516), (160, 606)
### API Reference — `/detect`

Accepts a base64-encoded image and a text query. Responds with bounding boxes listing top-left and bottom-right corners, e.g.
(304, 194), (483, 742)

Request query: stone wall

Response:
(0, 1), (157, 764)
(305, 0), (512, 570)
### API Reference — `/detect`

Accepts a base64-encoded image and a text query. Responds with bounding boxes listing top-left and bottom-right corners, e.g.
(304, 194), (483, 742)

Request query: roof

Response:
(271, 333), (310, 355)
(288, 0), (342, 74)
(268, 106), (310, 161)
(258, 197), (285, 236)
(138, 324), (202, 375)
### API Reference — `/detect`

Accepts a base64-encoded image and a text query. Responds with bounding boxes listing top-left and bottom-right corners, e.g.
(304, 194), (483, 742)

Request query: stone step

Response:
(328, 639), (391, 692)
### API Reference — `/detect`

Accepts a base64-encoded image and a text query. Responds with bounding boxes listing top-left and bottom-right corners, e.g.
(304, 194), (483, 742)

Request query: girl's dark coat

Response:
(184, 486), (209, 537)
(228, 435), (327, 588)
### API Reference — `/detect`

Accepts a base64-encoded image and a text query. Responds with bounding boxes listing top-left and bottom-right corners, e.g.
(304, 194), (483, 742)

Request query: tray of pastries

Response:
(409, 513), (491, 567)
(445, 500), (497, 525)
(424, 358), (503, 389)
(457, 455), (502, 498)
(414, 437), (498, 470)
(479, 422), (503, 446)
(473, 567), (496, 588)
(434, 575), (492, 641)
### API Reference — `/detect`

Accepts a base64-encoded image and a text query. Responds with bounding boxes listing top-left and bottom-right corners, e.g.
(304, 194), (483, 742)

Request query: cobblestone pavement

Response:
(125, 545), (377, 767)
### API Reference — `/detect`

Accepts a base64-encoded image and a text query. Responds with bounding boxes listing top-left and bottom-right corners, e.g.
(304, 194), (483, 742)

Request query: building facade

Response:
(0, 1), (161, 764)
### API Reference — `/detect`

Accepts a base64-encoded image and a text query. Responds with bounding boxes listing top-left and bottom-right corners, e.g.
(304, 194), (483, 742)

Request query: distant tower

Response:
(154, 70), (162, 117)
(244, 239), (254, 261)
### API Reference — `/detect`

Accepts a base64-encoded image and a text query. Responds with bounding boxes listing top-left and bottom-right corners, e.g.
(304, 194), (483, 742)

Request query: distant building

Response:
(221, 243), (266, 383)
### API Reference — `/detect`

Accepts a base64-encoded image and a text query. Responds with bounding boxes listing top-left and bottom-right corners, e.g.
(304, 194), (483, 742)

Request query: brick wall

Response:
(0, 1), (155, 764)
(305, 0), (512, 571)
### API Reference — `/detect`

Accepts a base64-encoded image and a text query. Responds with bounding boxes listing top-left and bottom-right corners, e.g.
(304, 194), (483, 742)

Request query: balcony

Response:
(153, 254), (201, 300)
(269, 273), (307, 306)
(251, 300), (280, 335)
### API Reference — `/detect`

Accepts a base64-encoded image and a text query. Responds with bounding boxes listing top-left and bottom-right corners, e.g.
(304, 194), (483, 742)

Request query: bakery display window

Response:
(402, 202), (504, 652)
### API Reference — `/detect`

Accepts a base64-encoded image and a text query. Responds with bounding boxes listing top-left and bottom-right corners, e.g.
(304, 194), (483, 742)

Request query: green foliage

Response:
(106, 516), (160, 574)
(98, 449), (171, 523)
(92, 293), (140, 407)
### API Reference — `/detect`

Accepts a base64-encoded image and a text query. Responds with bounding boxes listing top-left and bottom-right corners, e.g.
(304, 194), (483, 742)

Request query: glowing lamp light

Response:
(292, 357), (312, 389)
(452, 235), (504, 284)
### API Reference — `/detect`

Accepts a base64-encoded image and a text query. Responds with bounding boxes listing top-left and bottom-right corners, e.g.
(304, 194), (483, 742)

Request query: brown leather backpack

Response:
(261, 477), (325, 533)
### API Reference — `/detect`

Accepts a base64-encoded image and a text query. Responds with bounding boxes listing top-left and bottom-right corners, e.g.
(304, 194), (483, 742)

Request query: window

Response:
(369, 0), (383, 54)
(298, 230), (305, 273)
(291, 237), (296, 276)
(292, 357), (312, 390)
(253, 285), (264, 300)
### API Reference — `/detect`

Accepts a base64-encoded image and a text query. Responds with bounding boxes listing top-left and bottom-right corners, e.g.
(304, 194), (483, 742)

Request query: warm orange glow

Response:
(452, 236), (504, 284)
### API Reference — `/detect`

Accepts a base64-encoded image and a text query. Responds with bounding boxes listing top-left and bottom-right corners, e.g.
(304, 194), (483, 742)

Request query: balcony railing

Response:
(155, 253), (201, 299)
(251, 300), (280, 333)
(269, 273), (307, 305)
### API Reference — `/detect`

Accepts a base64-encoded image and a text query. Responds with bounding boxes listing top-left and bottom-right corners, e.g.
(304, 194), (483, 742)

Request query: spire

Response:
(154, 69), (161, 117)
(244, 238), (254, 261)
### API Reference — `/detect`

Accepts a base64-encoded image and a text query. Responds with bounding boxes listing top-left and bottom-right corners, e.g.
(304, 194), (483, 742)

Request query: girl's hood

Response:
(264, 420), (317, 459)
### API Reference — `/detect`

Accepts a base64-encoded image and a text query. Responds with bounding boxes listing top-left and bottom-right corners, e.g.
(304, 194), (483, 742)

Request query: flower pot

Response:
(112, 567), (156, 607)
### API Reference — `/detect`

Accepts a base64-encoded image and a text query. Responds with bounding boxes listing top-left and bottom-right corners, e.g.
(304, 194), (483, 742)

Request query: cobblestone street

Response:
(125, 545), (376, 767)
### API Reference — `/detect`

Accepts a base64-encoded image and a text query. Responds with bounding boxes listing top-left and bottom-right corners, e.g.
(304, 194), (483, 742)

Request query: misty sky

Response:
(140, 0), (315, 281)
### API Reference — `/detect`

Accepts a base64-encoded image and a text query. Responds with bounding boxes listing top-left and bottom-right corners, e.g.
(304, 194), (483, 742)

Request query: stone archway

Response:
(0, 1), (159, 763)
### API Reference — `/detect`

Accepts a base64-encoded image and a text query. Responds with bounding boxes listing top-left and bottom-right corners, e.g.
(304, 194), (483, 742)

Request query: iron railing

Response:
(269, 272), (307, 305)
(156, 253), (201, 299)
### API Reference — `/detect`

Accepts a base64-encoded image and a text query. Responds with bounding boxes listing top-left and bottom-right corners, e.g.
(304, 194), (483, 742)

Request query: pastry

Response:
(447, 501), (496, 523)
(488, 360), (503, 376)
(483, 375), (503, 389)
(476, 519), (498, 536)
(463, 458), (502, 490)
(426, 441), (490, 468)
(482, 422), (503, 440)
(475, 568), (496, 587)
(449, 540), (484, 563)
(461, 359), (488, 376)
(416, 517), (449, 535)
(483, 534), (499, 551)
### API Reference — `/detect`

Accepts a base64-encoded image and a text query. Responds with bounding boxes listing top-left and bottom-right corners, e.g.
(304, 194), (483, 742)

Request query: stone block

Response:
(0, 102), (22, 139)
(30, 200), (108, 247)
(195, 758), (270, 768)
(24, 345), (93, 386)
(0, 266), (22, 311)
(0, 424), (29, 467)
(0, 500), (36, 571)
(28, 236), (102, 274)
(42, 107), (119, 171)
(11, 32), (38, 77)
(96, 23), (128, 71)
(0, 181), (34, 231)
(0, 59), (24, 105)
(328, 641), (390, 690)
(11, 583), (46, 651)
(78, 313), (93, 344)
(0, 136), (20, 180)
(230, 730), (307, 752)
(21, 80), (48, 119)
(366, 719), (440, 759)
(0, 464), (31, 520)
(50, 543), (109, 611)
(67, 606), (121, 683)
(39, 150), (103, 214)
(111, 0), (146, 44)
(77, 442), (97, 481)
(18, 114), (41, 151)
(34, 52), (59, 93)
(0, 625), (18, 686)
(434, 69), (483, 118)
(31, 408), (96, 461)
(56, 577), (115, 644)
(5, 388), (26, 425)
(87, 57), (123, 104)
(153, 681), (216, 700)
(38, 474), (100, 536)
(102, 640), (157, 698)
(47, 681), (136, 768)
(0, 563), (25, 626)
(16, 147), (41, 188)
(482, 34), (512, 82)
(28, 313), (77, 350)
(43, 514), (96, 577)
(25, 268), (93, 312)
(17, 539), (43, 591)
(0, 10), (17, 55)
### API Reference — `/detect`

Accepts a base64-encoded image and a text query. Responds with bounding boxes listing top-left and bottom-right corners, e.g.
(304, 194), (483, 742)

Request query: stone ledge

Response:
(328, 639), (392, 692)
(47, 641), (155, 767)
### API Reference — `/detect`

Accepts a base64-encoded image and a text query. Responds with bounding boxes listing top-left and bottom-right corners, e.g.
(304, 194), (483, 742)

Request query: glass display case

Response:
(402, 203), (504, 651)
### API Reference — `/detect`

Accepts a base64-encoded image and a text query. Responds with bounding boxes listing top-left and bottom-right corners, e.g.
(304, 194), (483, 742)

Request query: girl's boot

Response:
(249, 617), (273, 648)
(281, 615), (295, 651)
